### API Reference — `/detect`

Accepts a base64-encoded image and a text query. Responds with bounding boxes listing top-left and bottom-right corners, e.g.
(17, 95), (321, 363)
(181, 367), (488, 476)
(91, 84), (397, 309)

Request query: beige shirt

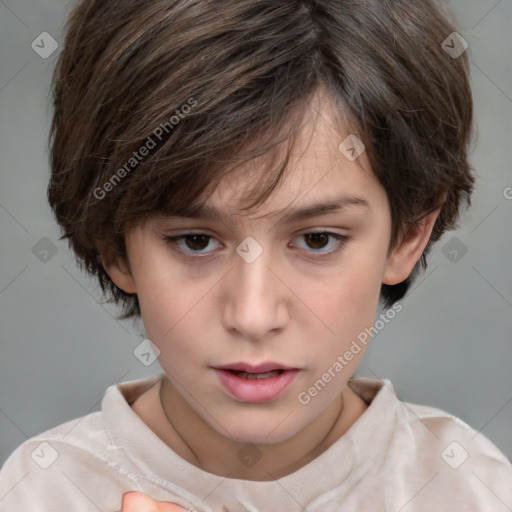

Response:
(0, 374), (511, 511)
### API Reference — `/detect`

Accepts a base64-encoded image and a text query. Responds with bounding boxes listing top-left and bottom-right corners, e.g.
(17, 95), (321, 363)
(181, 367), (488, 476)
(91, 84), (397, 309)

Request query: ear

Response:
(101, 255), (137, 294)
(383, 206), (442, 285)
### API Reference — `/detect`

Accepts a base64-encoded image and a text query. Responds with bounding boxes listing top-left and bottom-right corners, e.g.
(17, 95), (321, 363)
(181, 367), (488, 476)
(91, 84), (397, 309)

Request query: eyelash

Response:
(163, 232), (349, 259)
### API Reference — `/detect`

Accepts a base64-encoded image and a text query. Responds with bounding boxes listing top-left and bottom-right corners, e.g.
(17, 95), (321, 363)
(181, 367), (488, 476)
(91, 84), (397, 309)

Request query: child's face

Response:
(108, 95), (427, 445)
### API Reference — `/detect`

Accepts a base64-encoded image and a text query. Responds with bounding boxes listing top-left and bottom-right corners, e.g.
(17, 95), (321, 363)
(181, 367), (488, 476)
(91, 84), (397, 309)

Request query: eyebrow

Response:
(166, 194), (370, 227)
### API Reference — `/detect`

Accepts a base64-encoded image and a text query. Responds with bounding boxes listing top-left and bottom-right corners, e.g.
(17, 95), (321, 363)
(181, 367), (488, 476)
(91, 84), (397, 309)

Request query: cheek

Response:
(300, 242), (387, 378)
(297, 266), (381, 404)
(310, 254), (384, 332)
(133, 257), (218, 370)
(131, 253), (189, 339)
(137, 288), (202, 380)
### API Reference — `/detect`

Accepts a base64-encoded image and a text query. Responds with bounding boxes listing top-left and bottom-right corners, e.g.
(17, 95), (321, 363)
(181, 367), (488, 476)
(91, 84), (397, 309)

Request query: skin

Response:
(107, 90), (440, 488)
(121, 491), (187, 511)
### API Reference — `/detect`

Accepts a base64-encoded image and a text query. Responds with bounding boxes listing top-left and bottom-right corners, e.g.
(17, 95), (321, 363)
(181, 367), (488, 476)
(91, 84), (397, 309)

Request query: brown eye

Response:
(304, 233), (330, 249)
(164, 233), (222, 255)
(291, 232), (348, 255)
(184, 235), (210, 251)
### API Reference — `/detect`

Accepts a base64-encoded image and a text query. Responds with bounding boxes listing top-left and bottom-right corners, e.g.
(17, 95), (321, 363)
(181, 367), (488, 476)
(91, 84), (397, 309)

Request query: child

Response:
(1, 0), (511, 510)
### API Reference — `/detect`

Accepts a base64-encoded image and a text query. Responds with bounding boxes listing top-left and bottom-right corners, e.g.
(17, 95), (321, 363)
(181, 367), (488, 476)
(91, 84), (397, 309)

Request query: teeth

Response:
(233, 370), (282, 379)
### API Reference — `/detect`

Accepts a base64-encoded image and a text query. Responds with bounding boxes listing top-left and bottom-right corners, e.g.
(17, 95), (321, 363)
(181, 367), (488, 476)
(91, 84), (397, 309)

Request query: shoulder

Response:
(0, 376), (161, 511)
(1, 409), (111, 468)
(347, 378), (512, 510)
(403, 402), (512, 509)
(0, 411), (127, 509)
(351, 377), (510, 468)
(402, 398), (510, 465)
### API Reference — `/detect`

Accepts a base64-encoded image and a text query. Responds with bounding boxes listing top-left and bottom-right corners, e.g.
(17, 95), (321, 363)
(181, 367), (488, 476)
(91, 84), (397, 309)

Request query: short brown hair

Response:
(48, 0), (475, 318)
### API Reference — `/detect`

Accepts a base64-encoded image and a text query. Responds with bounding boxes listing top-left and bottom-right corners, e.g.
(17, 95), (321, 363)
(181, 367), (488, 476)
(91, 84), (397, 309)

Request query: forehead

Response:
(205, 93), (386, 220)
(136, 94), (394, 243)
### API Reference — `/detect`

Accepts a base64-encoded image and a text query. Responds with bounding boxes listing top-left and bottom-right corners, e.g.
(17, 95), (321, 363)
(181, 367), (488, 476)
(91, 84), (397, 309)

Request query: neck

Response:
(159, 376), (363, 481)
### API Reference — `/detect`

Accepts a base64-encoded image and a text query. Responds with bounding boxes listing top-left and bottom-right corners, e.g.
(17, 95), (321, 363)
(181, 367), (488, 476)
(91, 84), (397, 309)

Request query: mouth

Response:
(213, 361), (300, 373)
(211, 362), (300, 402)
(224, 369), (285, 380)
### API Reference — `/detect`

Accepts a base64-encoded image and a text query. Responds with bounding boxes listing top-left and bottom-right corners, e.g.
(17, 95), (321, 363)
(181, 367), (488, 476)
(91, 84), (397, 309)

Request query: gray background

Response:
(0, 0), (511, 467)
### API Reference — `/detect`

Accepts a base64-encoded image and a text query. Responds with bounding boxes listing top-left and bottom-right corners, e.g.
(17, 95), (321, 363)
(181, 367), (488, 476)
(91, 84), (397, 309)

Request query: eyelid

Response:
(290, 231), (349, 256)
(163, 230), (349, 258)
(163, 233), (223, 256)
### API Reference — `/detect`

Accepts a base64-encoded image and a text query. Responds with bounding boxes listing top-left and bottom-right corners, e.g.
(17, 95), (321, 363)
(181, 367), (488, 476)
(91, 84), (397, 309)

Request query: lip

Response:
(212, 367), (300, 403)
(213, 362), (299, 373)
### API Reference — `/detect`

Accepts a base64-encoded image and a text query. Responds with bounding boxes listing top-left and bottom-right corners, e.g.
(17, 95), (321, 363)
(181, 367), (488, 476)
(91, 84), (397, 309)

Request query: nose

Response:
(222, 245), (289, 341)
